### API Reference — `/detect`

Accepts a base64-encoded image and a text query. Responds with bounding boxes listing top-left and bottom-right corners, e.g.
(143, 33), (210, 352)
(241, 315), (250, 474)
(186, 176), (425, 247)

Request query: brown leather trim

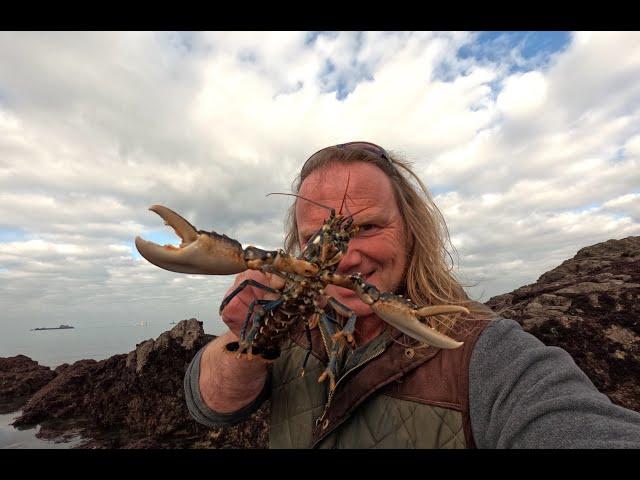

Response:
(382, 394), (462, 412)
(311, 340), (441, 446)
(383, 319), (490, 448)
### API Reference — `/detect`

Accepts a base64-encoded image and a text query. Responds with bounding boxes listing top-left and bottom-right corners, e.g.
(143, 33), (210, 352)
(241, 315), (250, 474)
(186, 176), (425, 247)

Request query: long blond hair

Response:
(283, 146), (496, 335)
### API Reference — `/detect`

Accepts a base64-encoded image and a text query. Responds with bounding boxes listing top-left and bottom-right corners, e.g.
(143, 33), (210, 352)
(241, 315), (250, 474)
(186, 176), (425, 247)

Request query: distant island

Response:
(31, 324), (74, 331)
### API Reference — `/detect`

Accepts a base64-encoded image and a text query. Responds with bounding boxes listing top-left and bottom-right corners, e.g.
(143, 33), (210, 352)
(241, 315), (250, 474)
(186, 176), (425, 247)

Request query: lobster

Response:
(134, 197), (469, 391)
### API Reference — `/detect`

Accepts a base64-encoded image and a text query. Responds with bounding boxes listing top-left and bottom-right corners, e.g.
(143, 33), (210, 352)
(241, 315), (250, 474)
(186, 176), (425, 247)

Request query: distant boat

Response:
(137, 320), (149, 326)
(32, 324), (74, 331)
(170, 321), (177, 325)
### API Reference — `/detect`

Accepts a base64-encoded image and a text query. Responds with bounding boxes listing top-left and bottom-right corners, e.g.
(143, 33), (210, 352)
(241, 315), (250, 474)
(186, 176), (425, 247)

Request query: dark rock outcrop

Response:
(0, 355), (57, 413)
(10, 319), (269, 448)
(485, 236), (640, 413)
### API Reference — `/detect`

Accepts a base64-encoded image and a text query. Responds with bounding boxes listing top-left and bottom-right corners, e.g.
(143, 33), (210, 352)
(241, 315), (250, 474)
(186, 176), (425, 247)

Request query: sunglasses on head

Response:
(302, 141), (393, 170)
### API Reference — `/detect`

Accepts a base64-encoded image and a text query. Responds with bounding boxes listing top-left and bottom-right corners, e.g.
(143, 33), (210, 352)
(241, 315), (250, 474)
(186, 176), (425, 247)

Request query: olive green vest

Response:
(269, 320), (488, 448)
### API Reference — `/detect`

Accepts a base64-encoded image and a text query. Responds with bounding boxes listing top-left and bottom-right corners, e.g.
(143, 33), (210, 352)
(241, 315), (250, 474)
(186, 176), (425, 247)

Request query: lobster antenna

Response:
(266, 192), (334, 212)
(346, 204), (371, 220)
(338, 172), (350, 215)
(342, 192), (356, 217)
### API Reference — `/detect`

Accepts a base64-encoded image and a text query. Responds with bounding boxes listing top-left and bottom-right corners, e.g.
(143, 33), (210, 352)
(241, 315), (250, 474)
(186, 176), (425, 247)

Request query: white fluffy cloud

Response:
(0, 31), (639, 334)
(497, 71), (548, 116)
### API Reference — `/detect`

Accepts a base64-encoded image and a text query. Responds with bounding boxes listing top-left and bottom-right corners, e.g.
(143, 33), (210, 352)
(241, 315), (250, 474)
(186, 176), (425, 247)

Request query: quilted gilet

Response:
(269, 319), (490, 448)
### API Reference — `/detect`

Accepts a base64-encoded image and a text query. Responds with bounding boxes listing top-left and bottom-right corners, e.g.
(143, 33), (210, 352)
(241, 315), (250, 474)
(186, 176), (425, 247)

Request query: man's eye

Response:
(359, 224), (378, 233)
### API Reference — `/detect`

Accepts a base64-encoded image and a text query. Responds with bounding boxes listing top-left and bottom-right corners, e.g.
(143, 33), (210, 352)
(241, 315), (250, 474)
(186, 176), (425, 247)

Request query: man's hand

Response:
(219, 269), (285, 339)
(198, 269), (285, 415)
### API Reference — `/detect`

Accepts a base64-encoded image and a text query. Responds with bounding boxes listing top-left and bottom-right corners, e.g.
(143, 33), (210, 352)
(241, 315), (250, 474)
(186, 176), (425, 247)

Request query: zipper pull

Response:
(315, 409), (330, 431)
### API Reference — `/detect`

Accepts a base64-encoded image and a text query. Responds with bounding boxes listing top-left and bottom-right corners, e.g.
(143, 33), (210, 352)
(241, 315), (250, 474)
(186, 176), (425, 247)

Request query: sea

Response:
(0, 317), (226, 448)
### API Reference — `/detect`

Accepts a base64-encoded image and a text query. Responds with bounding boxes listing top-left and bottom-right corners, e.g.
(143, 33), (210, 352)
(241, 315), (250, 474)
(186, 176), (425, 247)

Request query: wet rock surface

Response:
(8, 319), (269, 448)
(0, 355), (56, 414)
(485, 236), (640, 413)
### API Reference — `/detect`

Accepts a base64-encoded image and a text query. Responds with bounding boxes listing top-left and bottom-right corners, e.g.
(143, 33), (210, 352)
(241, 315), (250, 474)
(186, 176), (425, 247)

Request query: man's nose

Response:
(336, 242), (363, 274)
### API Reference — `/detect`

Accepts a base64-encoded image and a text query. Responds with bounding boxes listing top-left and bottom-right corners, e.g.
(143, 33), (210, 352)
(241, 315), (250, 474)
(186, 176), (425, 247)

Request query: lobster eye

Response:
(366, 286), (380, 301)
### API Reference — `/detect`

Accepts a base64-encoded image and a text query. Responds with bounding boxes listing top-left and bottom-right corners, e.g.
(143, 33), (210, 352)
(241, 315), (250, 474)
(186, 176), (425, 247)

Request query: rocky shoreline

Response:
(1, 236), (638, 448)
(2, 319), (269, 448)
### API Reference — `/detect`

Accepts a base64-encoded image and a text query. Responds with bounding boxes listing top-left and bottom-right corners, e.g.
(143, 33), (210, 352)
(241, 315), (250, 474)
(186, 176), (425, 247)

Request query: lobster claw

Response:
(135, 205), (248, 275)
(370, 293), (468, 349)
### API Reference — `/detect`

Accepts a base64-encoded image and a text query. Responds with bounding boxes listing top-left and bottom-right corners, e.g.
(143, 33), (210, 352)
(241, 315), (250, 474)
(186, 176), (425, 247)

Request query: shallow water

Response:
(0, 317), (224, 448)
(0, 411), (84, 449)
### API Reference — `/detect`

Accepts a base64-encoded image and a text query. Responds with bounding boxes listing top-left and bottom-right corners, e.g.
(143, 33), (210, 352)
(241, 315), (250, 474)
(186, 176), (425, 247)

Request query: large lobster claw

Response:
(370, 293), (468, 349)
(135, 205), (248, 275)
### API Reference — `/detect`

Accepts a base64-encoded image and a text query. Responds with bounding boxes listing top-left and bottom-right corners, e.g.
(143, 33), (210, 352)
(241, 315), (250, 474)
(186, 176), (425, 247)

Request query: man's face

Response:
(296, 161), (409, 318)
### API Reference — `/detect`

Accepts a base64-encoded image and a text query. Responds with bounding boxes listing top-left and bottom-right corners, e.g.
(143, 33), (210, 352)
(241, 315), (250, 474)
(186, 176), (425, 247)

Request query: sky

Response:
(0, 31), (639, 335)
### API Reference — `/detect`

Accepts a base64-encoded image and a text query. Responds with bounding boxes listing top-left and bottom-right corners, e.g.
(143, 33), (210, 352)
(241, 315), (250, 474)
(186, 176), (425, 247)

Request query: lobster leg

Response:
(241, 298), (285, 357)
(317, 312), (346, 392)
(241, 306), (267, 360)
(325, 297), (357, 348)
(300, 321), (313, 377)
(219, 279), (281, 316)
(240, 299), (266, 341)
(224, 298), (283, 361)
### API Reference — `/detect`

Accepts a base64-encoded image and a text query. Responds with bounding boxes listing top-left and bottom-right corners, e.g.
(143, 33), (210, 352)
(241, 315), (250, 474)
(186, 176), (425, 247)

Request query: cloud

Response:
(0, 31), (639, 336)
(496, 71), (548, 117)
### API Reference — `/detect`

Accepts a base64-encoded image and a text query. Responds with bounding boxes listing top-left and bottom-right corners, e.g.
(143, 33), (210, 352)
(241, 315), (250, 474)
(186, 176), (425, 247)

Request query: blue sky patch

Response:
(0, 228), (27, 242)
(138, 229), (180, 247)
(431, 32), (572, 102)
(612, 147), (626, 163)
(458, 32), (572, 74)
(317, 58), (374, 101)
(133, 229), (181, 261)
(575, 201), (601, 213)
(310, 32), (374, 101)
(130, 243), (143, 261)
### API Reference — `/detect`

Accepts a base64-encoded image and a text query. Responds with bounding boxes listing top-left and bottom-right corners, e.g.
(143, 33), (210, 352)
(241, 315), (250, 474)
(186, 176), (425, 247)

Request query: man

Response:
(184, 142), (640, 448)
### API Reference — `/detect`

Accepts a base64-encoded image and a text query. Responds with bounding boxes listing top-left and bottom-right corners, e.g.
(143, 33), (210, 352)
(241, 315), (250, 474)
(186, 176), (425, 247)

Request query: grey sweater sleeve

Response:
(469, 318), (640, 448)
(183, 343), (271, 428)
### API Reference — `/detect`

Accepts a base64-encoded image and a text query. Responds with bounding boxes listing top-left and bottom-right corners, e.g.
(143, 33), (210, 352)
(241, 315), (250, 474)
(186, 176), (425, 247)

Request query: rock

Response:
(13, 359), (97, 425)
(486, 235), (640, 414)
(10, 318), (269, 448)
(0, 355), (57, 413)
